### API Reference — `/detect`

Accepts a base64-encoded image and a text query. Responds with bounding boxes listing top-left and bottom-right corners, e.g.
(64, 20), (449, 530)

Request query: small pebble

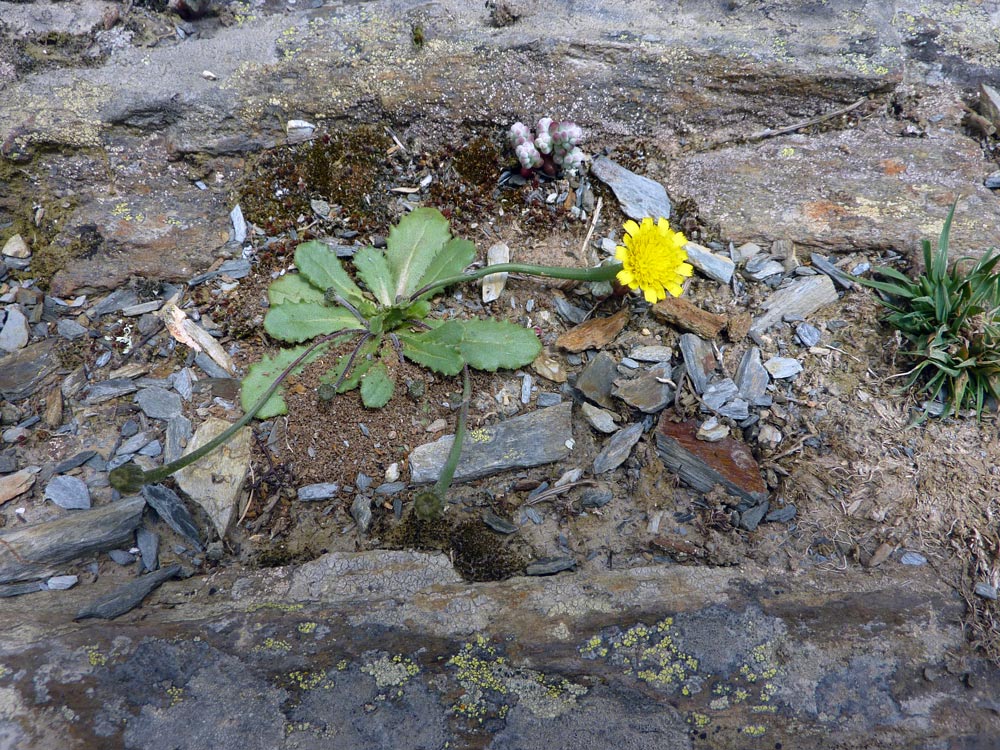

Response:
(899, 551), (927, 566)
(298, 482), (339, 501)
(374, 481), (406, 496)
(137, 527), (160, 572)
(581, 402), (618, 434)
(763, 357), (803, 379)
(795, 322), (821, 347)
(45, 575), (78, 591)
(629, 345), (672, 363)
(117, 431), (151, 456)
(136, 387), (183, 420)
(44, 474), (91, 509)
(384, 463), (400, 483)
(765, 504), (797, 523)
(696, 417), (730, 442)
(525, 556), (576, 576)
(108, 549), (136, 565)
(351, 495), (373, 533)
(56, 319), (89, 341)
(580, 489), (613, 508)
(974, 582), (998, 600)
(536, 392), (562, 407)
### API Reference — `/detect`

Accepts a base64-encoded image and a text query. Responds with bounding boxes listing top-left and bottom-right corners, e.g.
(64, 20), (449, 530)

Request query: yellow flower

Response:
(615, 217), (693, 303)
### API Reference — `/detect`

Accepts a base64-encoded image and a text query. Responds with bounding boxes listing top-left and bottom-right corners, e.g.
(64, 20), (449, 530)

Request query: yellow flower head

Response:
(615, 217), (693, 303)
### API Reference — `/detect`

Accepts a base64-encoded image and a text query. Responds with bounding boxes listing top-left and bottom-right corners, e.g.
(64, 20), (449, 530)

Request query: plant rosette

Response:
(110, 208), (691, 500)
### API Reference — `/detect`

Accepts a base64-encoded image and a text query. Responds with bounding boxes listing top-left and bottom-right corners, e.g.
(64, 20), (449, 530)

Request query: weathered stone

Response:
(575, 352), (617, 408)
(0, 468), (34, 506)
(683, 241), (735, 284)
(409, 403), (573, 484)
(351, 495), (373, 534)
(0, 339), (57, 402)
(0, 497), (145, 584)
(483, 511), (518, 535)
(764, 356), (803, 379)
(738, 499), (769, 531)
(75, 564), (183, 621)
(481, 242), (510, 303)
(590, 157), (671, 221)
(532, 352), (567, 383)
(702, 378), (739, 411)
(164, 415), (193, 464)
(55, 318), (88, 341)
(1, 234), (29, 259)
(717, 398), (750, 421)
(524, 556), (576, 576)
(556, 308), (629, 353)
(795, 321), (822, 347)
(0, 306), (29, 353)
(581, 402), (619, 434)
(735, 347), (770, 405)
(44, 474), (91, 510)
(297, 482), (340, 502)
(136, 387), (183, 421)
(136, 527), (160, 572)
(697, 417), (730, 442)
(629, 345), (672, 363)
(175, 417), (251, 539)
(141, 484), (203, 550)
(744, 256), (785, 280)
(651, 296), (727, 339)
(656, 418), (767, 504)
(593, 422), (644, 475)
(44, 575), (78, 591)
(678, 334), (716, 394)
(579, 488), (613, 508)
(613, 364), (674, 413)
(84, 378), (138, 405)
(750, 275), (838, 335)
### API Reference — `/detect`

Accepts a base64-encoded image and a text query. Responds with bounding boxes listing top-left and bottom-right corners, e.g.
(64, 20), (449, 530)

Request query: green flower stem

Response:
(109, 332), (348, 493)
(434, 364), (472, 497)
(410, 261), (622, 302)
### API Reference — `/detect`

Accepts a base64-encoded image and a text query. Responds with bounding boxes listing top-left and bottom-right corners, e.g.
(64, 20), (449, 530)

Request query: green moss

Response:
(452, 136), (503, 188)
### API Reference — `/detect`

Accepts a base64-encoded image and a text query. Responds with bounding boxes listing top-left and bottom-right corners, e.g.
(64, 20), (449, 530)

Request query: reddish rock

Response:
(655, 417), (766, 503)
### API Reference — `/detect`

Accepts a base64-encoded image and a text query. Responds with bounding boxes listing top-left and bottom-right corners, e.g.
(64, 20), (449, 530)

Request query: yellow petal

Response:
(617, 269), (634, 286)
(623, 220), (640, 237)
(678, 262), (694, 277)
(614, 246), (628, 261)
(640, 216), (654, 231)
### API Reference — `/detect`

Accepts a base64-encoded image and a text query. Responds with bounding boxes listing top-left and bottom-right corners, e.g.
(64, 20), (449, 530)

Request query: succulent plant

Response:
(508, 118), (586, 176)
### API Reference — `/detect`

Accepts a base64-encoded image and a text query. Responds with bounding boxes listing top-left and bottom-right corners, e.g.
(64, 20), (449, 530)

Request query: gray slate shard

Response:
(575, 351), (618, 409)
(136, 387), (183, 420)
(735, 347), (769, 403)
(974, 582), (998, 600)
(684, 242), (736, 284)
(89, 289), (139, 318)
(56, 318), (89, 341)
(117, 431), (151, 456)
(164, 415), (193, 463)
(136, 527), (159, 571)
(138, 440), (162, 457)
(593, 422), (644, 475)
(0, 339), (58, 401)
(809, 252), (856, 290)
(764, 356), (803, 379)
(141, 484), (203, 550)
(0, 306), (30, 353)
(718, 398), (750, 421)
(108, 549), (136, 565)
(738, 500), (769, 531)
(409, 402), (574, 484)
(44, 474), (91, 510)
(535, 392), (562, 407)
(751, 274), (838, 335)
(765, 504), (797, 523)
(0, 580), (45, 598)
(900, 551), (927, 566)
(74, 564), (182, 621)
(194, 352), (231, 379)
(679, 334), (716, 395)
(552, 296), (588, 324)
(795, 322), (822, 347)
(702, 378), (739, 411)
(351, 495), (372, 534)
(297, 482), (340, 501)
(84, 378), (138, 405)
(629, 345), (672, 363)
(53, 450), (97, 475)
(580, 488), (613, 508)
(483, 511), (518, 534)
(374, 481), (407, 496)
(613, 364), (674, 413)
(525, 556), (576, 576)
(230, 205), (247, 244)
(590, 156), (671, 221)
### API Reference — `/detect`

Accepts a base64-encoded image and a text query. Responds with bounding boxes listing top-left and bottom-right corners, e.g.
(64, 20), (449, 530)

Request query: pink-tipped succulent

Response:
(508, 118), (586, 177)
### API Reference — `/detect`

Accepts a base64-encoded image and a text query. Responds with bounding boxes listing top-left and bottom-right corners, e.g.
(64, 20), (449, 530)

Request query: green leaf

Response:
(240, 343), (329, 419)
(294, 241), (366, 308)
(439, 318), (542, 372)
(398, 329), (464, 375)
(321, 336), (378, 393)
(360, 361), (394, 408)
(385, 207), (452, 300)
(353, 246), (395, 306)
(413, 237), (476, 298)
(264, 302), (365, 343)
(268, 273), (327, 306)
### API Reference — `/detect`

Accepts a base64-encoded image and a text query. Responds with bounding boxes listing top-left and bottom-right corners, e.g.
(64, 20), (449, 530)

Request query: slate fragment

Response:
(750, 275), (838, 335)
(74, 564), (182, 621)
(141, 484), (203, 550)
(678, 334), (716, 394)
(525, 556), (576, 576)
(655, 417), (766, 504)
(409, 403), (573, 484)
(593, 422), (644, 475)
(575, 352), (617, 408)
(590, 156), (671, 221)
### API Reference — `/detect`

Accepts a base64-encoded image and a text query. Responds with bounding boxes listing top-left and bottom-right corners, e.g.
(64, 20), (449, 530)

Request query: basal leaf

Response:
(353, 246), (395, 306)
(441, 318), (542, 372)
(268, 273), (326, 306)
(413, 237), (476, 298)
(386, 207), (452, 301)
(398, 329), (464, 375)
(320, 335), (379, 393)
(264, 302), (364, 343)
(360, 361), (394, 408)
(240, 343), (329, 419)
(294, 240), (366, 307)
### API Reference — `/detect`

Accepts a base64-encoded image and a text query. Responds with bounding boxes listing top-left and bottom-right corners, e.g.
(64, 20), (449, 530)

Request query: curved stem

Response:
(434, 364), (472, 498)
(409, 261), (622, 302)
(110, 331), (354, 492)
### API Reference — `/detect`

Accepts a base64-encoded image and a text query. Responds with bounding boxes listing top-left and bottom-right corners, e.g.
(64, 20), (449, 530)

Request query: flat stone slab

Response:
(408, 403), (573, 484)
